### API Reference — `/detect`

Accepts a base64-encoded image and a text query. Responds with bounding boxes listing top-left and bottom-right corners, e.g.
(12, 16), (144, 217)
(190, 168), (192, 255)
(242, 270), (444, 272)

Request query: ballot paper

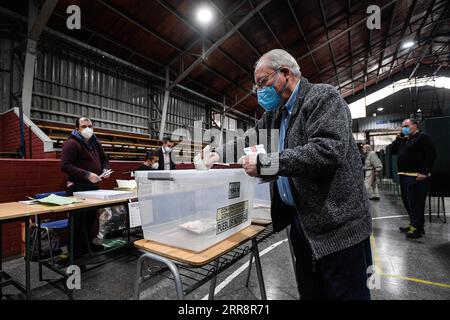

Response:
(179, 219), (216, 234)
(242, 145), (271, 184)
(99, 169), (113, 178)
(35, 194), (80, 206)
(116, 179), (137, 189)
(244, 144), (266, 156)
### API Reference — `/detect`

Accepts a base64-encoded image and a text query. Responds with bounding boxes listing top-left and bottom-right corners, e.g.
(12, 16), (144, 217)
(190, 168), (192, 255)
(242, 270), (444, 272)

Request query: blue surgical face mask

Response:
(402, 127), (410, 136)
(257, 72), (287, 112)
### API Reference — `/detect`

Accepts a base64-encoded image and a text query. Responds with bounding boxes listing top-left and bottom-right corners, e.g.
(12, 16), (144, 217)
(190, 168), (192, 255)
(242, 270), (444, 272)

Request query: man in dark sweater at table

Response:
(135, 150), (159, 171)
(390, 118), (436, 239)
(61, 116), (111, 255)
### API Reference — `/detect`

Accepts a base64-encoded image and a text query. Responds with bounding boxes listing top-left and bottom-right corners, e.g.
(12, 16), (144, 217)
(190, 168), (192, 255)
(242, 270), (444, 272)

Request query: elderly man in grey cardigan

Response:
(202, 49), (373, 300)
(363, 144), (383, 200)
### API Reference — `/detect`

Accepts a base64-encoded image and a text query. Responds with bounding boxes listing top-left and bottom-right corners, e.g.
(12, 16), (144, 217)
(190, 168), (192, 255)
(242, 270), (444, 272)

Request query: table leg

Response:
(37, 215), (43, 281)
(68, 212), (74, 300)
(135, 253), (184, 300)
(245, 252), (254, 288)
(251, 238), (266, 300)
(133, 254), (145, 300)
(125, 203), (131, 244)
(0, 222), (3, 299)
(208, 258), (219, 300)
(25, 218), (31, 300)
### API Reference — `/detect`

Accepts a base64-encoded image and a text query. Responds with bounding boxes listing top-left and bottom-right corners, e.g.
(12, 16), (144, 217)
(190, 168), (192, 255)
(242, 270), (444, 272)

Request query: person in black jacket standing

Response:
(157, 138), (176, 170)
(390, 118), (437, 239)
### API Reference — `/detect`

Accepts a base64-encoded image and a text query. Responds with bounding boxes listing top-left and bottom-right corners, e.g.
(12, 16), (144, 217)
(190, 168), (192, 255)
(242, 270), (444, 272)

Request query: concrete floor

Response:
(1, 189), (450, 300)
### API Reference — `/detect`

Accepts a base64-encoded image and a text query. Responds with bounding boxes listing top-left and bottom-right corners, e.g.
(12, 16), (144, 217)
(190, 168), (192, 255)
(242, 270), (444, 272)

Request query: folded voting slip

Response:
(116, 179), (137, 189)
(179, 219), (216, 234)
(73, 189), (135, 200)
(35, 194), (80, 206)
(99, 169), (113, 178)
(253, 203), (271, 209)
(244, 144), (267, 156)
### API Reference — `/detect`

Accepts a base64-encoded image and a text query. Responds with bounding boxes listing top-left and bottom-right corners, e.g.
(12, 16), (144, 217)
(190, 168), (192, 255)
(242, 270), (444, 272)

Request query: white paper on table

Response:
(128, 201), (142, 228)
(116, 179), (137, 189)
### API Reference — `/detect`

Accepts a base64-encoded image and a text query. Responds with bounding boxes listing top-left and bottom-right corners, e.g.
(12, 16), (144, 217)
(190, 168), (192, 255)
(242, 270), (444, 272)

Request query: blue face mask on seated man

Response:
(402, 127), (411, 136)
(257, 72), (288, 112)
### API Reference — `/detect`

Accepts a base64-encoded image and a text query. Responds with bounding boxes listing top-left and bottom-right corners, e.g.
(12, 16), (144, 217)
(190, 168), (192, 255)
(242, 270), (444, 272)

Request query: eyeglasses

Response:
(254, 68), (280, 89)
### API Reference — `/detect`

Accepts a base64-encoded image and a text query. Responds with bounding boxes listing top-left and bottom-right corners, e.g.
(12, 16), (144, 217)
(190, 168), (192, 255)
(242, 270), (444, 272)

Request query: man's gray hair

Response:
(255, 49), (301, 77)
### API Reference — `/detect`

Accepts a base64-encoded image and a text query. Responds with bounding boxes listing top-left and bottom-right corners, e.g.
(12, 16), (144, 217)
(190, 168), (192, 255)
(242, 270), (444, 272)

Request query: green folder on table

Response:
(34, 194), (81, 206)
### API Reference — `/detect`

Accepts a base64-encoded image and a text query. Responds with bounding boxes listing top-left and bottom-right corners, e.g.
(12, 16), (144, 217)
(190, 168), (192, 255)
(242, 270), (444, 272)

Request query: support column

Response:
(159, 67), (170, 140)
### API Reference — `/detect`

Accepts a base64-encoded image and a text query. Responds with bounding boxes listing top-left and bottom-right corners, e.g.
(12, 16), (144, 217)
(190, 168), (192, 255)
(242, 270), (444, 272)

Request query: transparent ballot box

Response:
(134, 169), (256, 252)
(253, 182), (271, 221)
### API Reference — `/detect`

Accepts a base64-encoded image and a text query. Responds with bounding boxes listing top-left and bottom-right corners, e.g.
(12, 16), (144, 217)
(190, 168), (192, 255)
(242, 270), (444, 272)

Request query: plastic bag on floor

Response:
(97, 205), (127, 239)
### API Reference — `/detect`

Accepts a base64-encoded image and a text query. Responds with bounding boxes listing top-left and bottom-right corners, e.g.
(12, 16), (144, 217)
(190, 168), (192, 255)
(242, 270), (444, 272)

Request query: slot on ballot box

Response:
(134, 169), (256, 252)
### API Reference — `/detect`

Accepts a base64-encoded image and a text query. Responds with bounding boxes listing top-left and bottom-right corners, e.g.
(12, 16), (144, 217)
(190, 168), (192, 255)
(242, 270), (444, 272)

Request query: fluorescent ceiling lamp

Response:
(377, 107), (384, 111)
(196, 6), (213, 25)
(373, 113), (377, 117)
(347, 76), (450, 119)
(402, 41), (415, 49)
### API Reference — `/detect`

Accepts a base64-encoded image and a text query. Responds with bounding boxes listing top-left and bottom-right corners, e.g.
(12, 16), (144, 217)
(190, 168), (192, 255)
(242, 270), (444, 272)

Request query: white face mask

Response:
(164, 146), (172, 153)
(80, 127), (94, 140)
(151, 163), (159, 170)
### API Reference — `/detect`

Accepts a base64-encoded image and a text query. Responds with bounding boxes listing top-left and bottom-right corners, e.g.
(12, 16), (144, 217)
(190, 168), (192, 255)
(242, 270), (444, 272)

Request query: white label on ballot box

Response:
(128, 201), (148, 228)
(216, 201), (249, 235)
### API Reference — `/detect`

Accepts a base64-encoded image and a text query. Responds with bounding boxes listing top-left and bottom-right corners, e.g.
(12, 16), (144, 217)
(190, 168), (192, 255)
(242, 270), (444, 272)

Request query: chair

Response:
(31, 192), (69, 265)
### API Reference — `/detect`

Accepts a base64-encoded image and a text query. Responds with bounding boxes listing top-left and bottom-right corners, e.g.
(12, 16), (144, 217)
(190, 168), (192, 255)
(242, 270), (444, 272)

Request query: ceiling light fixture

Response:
(196, 6), (214, 25)
(402, 41), (415, 49)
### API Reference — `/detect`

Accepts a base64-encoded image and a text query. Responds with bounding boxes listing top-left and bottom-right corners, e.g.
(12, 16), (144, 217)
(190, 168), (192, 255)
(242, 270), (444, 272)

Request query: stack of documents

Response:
(116, 179), (137, 190)
(73, 189), (135, 200)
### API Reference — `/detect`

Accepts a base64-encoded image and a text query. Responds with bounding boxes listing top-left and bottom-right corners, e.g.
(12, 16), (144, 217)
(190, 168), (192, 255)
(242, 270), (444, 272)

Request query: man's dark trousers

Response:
(290, 220), (372, 300)
(399, 175), (428, 229)
(67, 182), (99, 256)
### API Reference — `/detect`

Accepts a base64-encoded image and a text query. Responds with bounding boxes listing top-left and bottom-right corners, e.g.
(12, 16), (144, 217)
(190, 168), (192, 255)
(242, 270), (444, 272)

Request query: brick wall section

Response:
(0, 110), (58, 159)
(0, 159), (141, 258)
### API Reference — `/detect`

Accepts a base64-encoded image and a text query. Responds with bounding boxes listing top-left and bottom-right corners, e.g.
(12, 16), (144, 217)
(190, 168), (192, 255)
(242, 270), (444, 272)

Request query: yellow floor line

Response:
(370, 235), (384, 274)
(371, 234), (450, 290)
(382, 274), (450, 289)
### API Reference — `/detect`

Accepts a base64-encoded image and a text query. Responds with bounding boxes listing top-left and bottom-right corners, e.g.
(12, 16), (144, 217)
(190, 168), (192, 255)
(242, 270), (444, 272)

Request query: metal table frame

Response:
(0, 217), (31, 300)
(34, 201), (133, 299)
(134, 224), (282, 300)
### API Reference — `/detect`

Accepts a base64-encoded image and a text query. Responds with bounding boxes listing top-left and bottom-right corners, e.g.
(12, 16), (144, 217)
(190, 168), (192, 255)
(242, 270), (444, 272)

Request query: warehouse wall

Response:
(0, 32), (21, 114)
(0, 34), (246, 142)
(28, 37), (231, 139)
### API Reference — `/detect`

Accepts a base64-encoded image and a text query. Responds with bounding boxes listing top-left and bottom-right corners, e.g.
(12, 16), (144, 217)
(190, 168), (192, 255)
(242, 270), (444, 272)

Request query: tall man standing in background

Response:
(390, 118), (436, 239)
